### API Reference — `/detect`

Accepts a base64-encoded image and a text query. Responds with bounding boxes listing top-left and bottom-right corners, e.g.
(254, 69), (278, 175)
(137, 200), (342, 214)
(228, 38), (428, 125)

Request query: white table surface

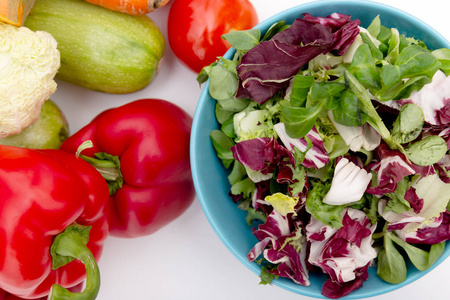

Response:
(50, 0), (450, 299)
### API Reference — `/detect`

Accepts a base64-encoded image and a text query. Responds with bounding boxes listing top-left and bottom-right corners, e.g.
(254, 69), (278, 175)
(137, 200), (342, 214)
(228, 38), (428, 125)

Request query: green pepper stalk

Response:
(49, 224), (101, 300)
(76, 140), (123, 195)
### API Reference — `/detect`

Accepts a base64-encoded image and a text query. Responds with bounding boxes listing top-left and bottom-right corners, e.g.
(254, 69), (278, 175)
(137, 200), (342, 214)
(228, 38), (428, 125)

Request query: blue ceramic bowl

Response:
(190, 0), (450, 298)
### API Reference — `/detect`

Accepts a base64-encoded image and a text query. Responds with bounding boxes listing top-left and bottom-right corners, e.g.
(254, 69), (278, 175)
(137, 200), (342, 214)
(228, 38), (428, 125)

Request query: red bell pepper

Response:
(0, 146), (110, 299)
(60, 99), (195, 238)
(0, 284), (83, 300)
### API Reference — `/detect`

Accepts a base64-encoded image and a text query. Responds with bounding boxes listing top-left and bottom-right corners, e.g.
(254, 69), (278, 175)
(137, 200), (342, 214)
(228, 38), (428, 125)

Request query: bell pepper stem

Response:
(49, 224), (100, 300)
(79, 154), (121, 181)
(75, 140), (123, 195)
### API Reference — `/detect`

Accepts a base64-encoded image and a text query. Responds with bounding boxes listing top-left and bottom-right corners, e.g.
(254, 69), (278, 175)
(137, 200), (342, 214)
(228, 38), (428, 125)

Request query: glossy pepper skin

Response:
(60, 99), (195, 238)
(0, 146), (109, 299)
(0, 284), (83, 300)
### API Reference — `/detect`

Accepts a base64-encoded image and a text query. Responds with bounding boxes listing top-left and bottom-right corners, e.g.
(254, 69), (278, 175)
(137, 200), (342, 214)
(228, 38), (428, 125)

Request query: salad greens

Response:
(200, 12), (450, 299)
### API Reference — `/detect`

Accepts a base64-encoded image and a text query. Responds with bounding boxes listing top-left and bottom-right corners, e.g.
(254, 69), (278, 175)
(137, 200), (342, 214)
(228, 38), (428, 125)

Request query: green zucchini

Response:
(24, 0), (165, 94)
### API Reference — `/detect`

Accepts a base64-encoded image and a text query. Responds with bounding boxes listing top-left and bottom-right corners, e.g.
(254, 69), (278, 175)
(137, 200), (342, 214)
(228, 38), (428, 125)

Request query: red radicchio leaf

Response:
(404, 187), (424, 214)
(436, 98), (450, 124)
(248, 209), (310, 286)
(231, 137), (294, 175)
(321, 263), (371, 299)
(231, 137), (272, 171)
(252, 180), (272, 213)
(264, 243), (310, 286)
(318, 213), (372, 283)
(236, 14), (360, 104)
(322, 262), (371, 298)
(366, 143), (434, 195)
(436, 155), (450, 183)
(302, 126), (330, 169)
(308, 227), (328, 242)
(332, 212), (372, 247)
(302, 12), (360, 55)
(276, 165), (295, 185)
(322, 277), (364, 299)
(276, 165), (309, 200)
(307, 209), (376, 297)
(302, 12), (352, 30)
(247, 210), (297, 262)
(404, 210), (450, 244)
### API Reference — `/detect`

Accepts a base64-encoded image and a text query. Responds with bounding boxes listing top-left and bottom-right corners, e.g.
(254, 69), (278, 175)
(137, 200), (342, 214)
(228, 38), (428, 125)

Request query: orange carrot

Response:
(83, 0), (171, 15)
(0, 0), (35, 26)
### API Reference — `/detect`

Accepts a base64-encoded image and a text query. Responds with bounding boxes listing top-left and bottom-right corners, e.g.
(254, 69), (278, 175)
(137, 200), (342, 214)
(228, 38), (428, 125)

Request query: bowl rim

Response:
(191, 0), (450, 298)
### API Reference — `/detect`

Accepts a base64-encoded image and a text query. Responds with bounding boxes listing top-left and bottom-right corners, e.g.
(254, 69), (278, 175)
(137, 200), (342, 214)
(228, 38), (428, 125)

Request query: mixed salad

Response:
(199, 12), (450, 299)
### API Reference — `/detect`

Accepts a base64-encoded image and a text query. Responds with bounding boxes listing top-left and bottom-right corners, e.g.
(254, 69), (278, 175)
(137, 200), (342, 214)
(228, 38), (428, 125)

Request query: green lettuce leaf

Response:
(305, 179), (345, 228)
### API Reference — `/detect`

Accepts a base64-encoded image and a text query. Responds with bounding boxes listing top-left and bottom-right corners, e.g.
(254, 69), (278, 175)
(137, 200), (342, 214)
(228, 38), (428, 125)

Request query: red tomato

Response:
(167, 0), (259, 73)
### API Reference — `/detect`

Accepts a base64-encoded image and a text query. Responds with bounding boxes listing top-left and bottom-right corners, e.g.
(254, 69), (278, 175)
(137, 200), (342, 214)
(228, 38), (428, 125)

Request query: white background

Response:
(50, 0), (450, 299)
